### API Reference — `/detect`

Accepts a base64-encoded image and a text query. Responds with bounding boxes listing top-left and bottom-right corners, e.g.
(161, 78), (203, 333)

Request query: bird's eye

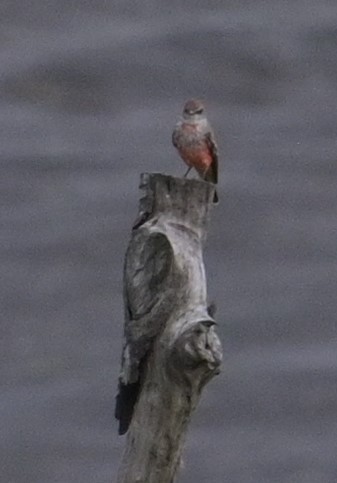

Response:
(195, 108), (203, 114)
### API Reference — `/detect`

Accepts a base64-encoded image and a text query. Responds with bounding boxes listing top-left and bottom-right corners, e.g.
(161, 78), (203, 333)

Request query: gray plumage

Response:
(172, 99), (219, 202)
(115, 228), (178, 434)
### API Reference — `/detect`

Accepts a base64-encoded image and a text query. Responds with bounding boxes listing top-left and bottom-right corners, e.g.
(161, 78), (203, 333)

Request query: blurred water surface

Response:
(1, 2), (337, 482)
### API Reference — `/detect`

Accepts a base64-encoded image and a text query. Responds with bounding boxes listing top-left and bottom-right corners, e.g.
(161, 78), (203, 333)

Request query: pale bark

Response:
(116, 173), (223, 483)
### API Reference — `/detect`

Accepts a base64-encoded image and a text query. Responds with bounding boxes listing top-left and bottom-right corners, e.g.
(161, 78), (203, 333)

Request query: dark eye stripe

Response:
(184, 108), (203, 115)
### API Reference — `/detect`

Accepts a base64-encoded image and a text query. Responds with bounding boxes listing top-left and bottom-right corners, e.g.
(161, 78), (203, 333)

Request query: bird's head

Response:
(182, 99), (205, 120)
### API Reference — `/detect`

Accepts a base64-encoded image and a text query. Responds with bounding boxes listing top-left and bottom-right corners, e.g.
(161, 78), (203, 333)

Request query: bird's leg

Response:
(183, 167), (192, 178)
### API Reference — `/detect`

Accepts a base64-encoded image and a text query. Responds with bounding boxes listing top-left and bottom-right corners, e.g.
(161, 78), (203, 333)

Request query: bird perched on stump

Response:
(172, 99), (219, 203)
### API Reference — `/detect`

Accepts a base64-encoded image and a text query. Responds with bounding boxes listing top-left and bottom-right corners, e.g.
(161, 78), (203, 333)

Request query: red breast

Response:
(178, 145), (213, 176)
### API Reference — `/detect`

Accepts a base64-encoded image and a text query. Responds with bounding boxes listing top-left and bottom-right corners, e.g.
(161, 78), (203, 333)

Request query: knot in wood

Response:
(169, 318), (222, 386)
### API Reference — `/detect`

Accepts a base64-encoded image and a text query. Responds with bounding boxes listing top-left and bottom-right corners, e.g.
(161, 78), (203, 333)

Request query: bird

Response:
(115, 231), (176, 435)
(172, 99), (219, 203)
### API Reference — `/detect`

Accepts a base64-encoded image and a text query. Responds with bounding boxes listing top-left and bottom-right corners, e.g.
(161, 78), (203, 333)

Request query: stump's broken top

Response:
(116, 173), (223, 483)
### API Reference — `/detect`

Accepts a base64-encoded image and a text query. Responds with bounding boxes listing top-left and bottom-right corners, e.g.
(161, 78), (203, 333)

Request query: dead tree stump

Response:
(116, 173), (223, 483)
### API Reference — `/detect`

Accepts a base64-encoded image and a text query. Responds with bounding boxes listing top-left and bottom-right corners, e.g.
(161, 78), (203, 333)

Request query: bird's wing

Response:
(122, 230), (175, 376)
(172, 122), (182, 149)
(125, 231), (174, 323)
(204, 130), (218, 184)
(116, 231), (175, 435)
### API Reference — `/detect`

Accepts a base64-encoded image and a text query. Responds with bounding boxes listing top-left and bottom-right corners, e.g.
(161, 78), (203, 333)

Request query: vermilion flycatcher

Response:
(172, 99), (219, 203)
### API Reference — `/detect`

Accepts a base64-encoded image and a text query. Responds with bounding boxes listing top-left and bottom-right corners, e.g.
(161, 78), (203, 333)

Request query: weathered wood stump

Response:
(116, 173), (223, 483)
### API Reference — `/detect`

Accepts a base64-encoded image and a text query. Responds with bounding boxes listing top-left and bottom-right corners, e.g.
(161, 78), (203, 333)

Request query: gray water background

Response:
(1, 1), (337, 482)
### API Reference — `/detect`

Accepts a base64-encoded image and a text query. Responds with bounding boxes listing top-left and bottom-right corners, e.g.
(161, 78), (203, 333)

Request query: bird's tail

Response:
(115, 380), (141, 435)
(203, 165), (218, 204)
